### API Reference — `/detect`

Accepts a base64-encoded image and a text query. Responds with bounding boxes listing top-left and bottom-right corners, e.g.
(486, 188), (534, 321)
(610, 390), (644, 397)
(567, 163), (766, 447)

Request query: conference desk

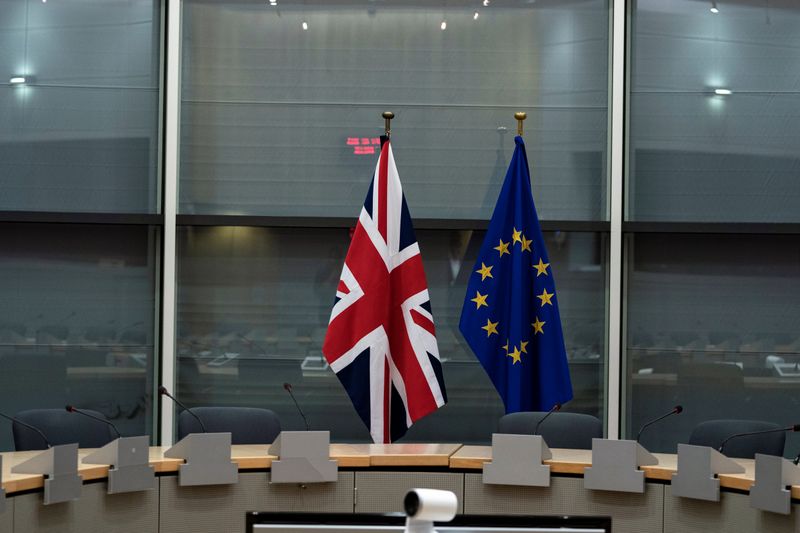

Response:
(2, 443), (800, 533)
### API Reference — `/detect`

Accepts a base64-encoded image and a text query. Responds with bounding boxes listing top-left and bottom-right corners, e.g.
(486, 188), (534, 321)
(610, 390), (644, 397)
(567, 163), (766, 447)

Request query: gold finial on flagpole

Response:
(382, 111), (395, 137)
(514, 112), (527, 136)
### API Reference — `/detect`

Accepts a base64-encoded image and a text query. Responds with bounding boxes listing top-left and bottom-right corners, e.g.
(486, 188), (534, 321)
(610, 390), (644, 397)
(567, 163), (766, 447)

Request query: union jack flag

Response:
(322, 139), (447, 443)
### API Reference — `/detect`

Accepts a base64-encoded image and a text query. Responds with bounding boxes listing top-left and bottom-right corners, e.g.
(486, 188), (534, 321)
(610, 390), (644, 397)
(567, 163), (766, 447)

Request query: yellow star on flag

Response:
(533, 258), (550, 277)
(481, 318), (499, 337)
(512, 228), (523, 245)
(471, 291), (488, 309)
(475, 262), (494, 281)
(521, 236), (533, 252)
(508, 345), (522, 364)
(519, 340), (529, 353)
(502, 341), (509, 353)
(532, 317), (546, 334)
(537, 288), (554, 307)
(494, 239), (510, 257)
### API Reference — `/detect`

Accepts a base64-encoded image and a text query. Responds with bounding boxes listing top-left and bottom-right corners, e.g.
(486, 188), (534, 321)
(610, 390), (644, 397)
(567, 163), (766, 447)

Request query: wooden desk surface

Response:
(5, 442), (799, 500)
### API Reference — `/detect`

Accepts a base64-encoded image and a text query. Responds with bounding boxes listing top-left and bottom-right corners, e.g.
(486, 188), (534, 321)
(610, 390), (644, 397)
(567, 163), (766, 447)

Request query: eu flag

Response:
(459, 135), (573, 413)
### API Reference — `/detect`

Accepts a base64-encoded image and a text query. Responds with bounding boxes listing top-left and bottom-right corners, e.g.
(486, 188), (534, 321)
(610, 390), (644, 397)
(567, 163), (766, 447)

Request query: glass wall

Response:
(624, 0), (800, 456)
(628, 0), (800, 222)
(174, 0), (611, 442)
(0, 0), (161, 451)
(0, 224), (158, 451)
(179, 0), (609, 220)
(176, 227), (606, 442)
(0, 0), (162, 213)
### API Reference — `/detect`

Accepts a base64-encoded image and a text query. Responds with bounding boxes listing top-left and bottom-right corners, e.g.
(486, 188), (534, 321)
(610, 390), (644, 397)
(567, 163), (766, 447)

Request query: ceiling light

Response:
(483, 0), (490, 6)
(440, 20), (447, 30)
(9, 76), (26, 85)
(714, 88), (732, 95)
(473, 11), (479, 20)
(302, 21), (308, 30)
(710, 1), (719, 13)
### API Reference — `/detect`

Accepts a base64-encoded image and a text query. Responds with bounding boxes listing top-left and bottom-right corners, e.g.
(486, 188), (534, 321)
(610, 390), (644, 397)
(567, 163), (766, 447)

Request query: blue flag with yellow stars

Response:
(459, 135), (573, 413)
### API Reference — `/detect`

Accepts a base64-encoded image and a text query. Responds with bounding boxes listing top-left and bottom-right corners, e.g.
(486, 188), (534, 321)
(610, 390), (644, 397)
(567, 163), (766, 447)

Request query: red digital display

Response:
(347, 136), (381, 155)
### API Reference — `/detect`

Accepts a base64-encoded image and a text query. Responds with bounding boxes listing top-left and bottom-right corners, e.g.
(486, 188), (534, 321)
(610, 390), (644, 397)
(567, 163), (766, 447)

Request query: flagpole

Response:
(514, 111), (527, 137)
(382, 111), (394, 138)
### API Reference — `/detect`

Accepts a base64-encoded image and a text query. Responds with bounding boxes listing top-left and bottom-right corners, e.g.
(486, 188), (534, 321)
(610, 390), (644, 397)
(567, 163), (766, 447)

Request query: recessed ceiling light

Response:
(9, 76), (26, 85)
(714, 88), (732, 95)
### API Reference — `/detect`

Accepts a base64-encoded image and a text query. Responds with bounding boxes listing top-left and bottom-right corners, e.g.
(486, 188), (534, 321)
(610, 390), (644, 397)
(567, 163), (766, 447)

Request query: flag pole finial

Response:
(514, 112), (527, 136)
(382, 111), (394, 137)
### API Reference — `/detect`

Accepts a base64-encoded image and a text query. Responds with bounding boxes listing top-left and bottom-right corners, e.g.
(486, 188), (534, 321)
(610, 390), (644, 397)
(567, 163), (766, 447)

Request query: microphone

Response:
(65, 405), (121, 439)
(0, 411), (52, 448)
(159, 386), (207, 433)
(533, 403), (562, 436)
(636, 405), (683, 443)
(283, 382), (310, 431)
(718, 424), (800, 454)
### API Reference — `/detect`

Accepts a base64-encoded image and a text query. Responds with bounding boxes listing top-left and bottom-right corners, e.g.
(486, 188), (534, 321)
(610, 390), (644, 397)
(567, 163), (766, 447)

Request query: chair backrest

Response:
(13, 408), (116, 451)
(497, 412), (603, 450)
(177, 407), (282, 445)
(688, 419), (785, 459)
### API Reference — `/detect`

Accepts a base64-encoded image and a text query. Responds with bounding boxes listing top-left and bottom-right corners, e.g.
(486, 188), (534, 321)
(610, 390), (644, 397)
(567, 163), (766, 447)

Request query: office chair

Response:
(689, 419), (785, 459)
(497, 411), (603, 449)
(13, 408), (117, 451)
(177, 406), (282, 444)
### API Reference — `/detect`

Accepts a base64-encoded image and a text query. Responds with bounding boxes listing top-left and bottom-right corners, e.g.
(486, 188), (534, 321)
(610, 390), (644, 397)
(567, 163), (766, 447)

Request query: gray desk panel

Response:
(664, 485), (800, 533)
(463, 474), (663, 533)
(354, 472), (464, 514)
(13, 482), (156, 533)
(159, 472), (354, 533)
(0, 501), (10, 533)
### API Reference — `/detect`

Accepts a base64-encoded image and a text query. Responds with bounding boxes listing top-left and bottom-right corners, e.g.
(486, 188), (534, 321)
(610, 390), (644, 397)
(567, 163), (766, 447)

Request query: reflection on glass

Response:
(0, 0), (161, 213)
(625, 234), (800, 454)
(0, 224), (157, 451)
(180, 0), (609, 220)
(629, 0), (800, 222)
(176, 226), (606, 443)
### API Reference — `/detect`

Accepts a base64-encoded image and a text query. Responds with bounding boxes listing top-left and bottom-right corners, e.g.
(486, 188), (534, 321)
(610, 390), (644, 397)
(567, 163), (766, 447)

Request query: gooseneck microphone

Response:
(283, 382), (310, 431)
(0, 411), (52, 448)
(159, 386), (207, 433)
(65, 405), (121, 439)
(533, 403), (562, 436)
(718, 424), (800, 454)
(636, 405), (683, 443)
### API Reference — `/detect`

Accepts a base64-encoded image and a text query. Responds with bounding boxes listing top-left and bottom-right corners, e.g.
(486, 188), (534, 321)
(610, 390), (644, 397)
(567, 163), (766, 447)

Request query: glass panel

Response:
(625, 234), (800, 455)
(628, 0), (800, 222)
(0, 223), (158, 451)
(179, 1), (609, 220)
(0, 0), (161, 213)
(176, 226), (606, 442)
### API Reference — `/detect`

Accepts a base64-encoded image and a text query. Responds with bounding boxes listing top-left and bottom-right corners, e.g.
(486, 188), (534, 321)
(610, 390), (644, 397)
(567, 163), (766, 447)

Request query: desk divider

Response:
(11, 443), (82, 504)
(483, 434), (551, 487)
(750, 453), (800, 514)
(583, 439), (657, 493)
(82, 436), (156, 494)
(671, 443), (745, 501)
(268, 431), (338, 483)
(164, 432), (238, 486)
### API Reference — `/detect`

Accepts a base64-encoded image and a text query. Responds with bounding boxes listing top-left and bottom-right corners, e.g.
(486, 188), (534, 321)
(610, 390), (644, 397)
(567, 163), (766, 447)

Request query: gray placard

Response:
(583, 439), (657, 493)
(749, 453), (800, 515)
(83, 436), (156, 494)
(483, 433), (552, 487)
(671, 443), (745, 502)
(269, 431), (338, 483)
(164, 432), (238, 486)
(11, 443), (82, 504)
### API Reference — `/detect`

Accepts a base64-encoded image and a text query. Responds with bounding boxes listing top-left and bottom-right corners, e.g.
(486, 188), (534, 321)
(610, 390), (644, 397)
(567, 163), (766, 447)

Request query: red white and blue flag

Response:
(322, 139), (447, 443)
